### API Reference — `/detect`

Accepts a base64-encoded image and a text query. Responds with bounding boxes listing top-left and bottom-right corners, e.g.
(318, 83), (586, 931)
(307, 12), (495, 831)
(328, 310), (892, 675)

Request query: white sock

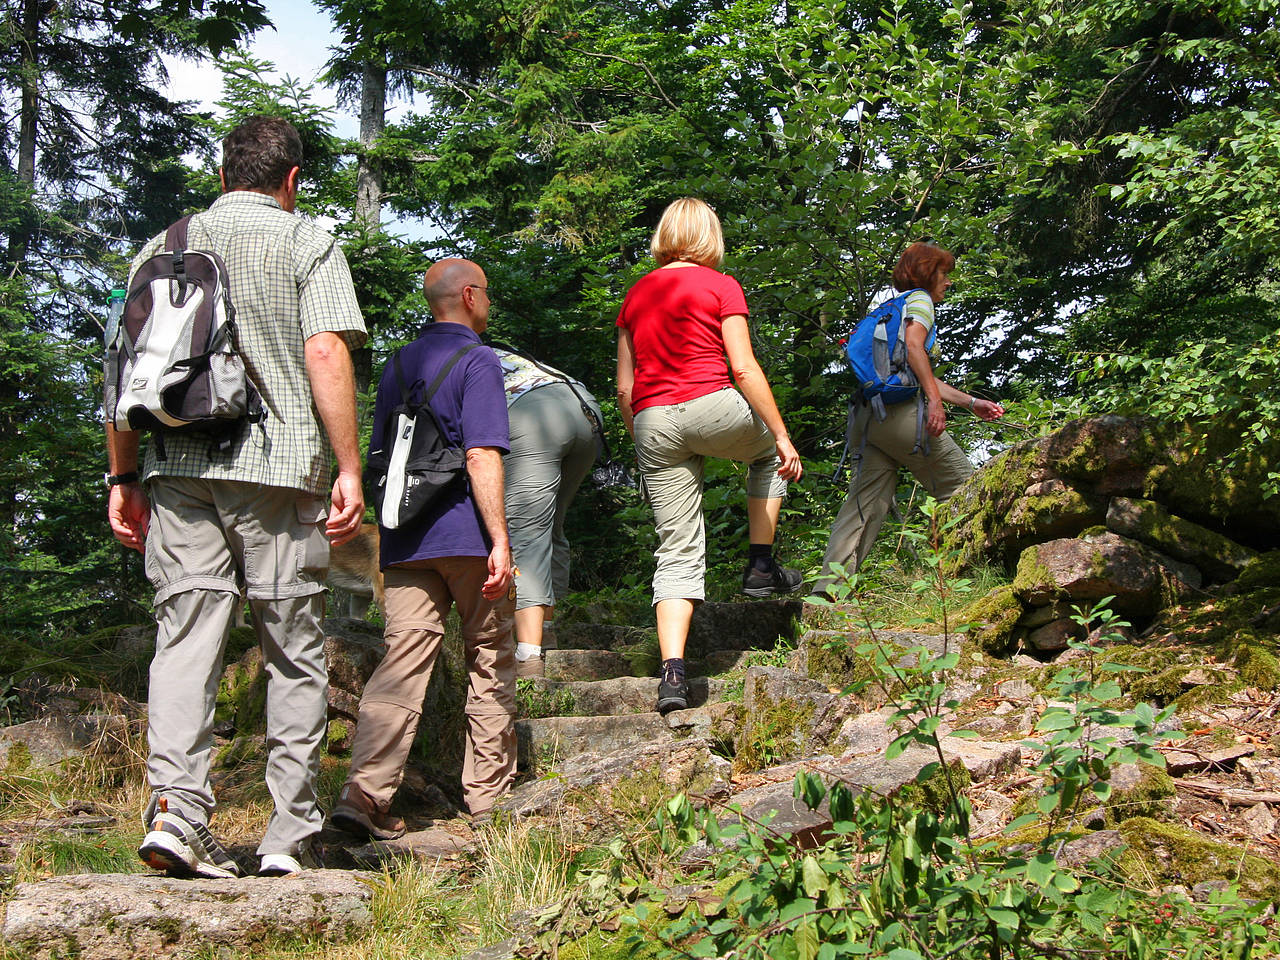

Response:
(515, 642), (542, 662)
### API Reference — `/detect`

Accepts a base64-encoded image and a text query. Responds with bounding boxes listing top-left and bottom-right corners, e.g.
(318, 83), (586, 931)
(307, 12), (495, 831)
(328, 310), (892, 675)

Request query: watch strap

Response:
(105, 471), (140, 486)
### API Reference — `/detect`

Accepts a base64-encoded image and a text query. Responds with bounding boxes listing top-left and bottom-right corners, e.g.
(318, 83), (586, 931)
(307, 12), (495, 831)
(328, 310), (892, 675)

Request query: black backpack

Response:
(104, 216), (263, 459)
(365, 343), (479, 530)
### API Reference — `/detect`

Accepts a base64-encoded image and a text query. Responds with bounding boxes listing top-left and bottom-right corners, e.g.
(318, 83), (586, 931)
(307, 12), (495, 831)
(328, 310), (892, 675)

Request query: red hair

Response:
(892, 242), (956, 292)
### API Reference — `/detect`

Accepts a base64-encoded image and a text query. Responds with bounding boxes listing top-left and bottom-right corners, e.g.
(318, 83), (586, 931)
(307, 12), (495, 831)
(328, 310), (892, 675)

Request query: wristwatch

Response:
(104, 471), (139, 487)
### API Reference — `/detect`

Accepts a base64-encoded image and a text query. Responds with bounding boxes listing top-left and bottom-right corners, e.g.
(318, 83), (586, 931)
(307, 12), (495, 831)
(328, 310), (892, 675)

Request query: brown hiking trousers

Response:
(344, 557), (517, 815)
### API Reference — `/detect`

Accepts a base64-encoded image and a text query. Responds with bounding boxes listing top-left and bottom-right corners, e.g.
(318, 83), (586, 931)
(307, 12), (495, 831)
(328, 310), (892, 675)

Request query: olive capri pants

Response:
(819, 400), (974, 587)
(505, 383), (601, 610)
(634, 388), (787, 604)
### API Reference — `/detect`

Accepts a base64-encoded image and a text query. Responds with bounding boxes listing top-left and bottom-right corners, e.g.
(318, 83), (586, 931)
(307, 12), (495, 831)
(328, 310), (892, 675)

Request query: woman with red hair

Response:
(817, 242), (1005, 587)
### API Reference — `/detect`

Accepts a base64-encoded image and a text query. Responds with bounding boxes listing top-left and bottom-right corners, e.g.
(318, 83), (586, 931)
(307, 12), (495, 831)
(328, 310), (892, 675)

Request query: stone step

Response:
(550, 622), (653, 651)
(551, 599), (801, 656)
(516, 713), (675, 766)
(543, 648), (645, 681)
(2, 870), (375, 959)
(519, 676), (727, 717)
(688, 599), (802, 656)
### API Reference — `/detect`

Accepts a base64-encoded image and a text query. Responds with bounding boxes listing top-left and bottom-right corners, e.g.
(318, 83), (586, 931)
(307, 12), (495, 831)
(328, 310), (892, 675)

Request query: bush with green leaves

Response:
(631, 505), (1274, 960)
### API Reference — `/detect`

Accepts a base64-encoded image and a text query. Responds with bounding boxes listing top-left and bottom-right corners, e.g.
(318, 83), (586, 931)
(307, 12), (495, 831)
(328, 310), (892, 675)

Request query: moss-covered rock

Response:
(1103, 763), (1176, 826)
(937, 415), (1280, 573)
(733, 668), (823, 773)
(1147, 421), (1280, 553)
(1116, 817), (1280, 901)
(214, 647), (267, 735)
(1107, 497), (1257, 583)
(897, 757), (971, 815)
(1011, 534), (1199, 621)
(956, 585), (1025, 656)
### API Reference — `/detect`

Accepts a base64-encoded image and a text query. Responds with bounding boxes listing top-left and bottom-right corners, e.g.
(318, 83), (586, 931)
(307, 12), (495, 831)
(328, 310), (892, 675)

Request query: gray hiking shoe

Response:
(741, 562), (803, 598)
(138, 803), (241, 879)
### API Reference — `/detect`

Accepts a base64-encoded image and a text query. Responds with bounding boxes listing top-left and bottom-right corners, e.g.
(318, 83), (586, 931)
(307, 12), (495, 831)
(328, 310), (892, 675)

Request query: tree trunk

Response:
(7, 0), (41, 270)
(355, 60), (386, 229)
(16, 0), (39, 188)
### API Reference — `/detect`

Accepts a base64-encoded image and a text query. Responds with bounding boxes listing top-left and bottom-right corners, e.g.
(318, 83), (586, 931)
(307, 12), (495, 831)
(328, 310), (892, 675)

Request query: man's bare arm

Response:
(105, 423), (149, 552)
(466, 445), (513, 600)
(305, 331), (364, 545)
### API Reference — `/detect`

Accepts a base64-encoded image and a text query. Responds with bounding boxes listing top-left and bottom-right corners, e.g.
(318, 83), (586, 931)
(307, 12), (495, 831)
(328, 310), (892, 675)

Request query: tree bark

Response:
(16, 0), (39, 188)
(355, 60), (386, 229)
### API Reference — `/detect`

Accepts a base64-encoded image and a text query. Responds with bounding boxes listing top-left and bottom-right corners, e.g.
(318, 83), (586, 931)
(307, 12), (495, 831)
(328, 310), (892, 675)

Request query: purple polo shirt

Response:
(371, 322), (510, 567)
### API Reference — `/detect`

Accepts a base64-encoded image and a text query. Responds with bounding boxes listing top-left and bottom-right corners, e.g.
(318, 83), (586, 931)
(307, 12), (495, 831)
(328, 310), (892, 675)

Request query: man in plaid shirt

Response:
(105, 116), (367, 879)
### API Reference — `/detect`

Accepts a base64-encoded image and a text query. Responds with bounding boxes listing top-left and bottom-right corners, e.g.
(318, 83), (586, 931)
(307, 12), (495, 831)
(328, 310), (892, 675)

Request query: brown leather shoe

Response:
(330, 784), (406, 841)
(515, 655), (545, 679)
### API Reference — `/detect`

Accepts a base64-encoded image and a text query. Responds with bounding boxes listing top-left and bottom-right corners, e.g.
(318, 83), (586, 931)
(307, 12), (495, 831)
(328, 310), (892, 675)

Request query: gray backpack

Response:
(105, 216), (262, 458)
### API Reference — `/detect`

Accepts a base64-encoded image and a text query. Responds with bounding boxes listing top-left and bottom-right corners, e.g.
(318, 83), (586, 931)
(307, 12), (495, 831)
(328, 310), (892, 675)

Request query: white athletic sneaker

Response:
(258, 853), (303, 876)
(258, 837), (322, 877)
(138, 804), (241, 879)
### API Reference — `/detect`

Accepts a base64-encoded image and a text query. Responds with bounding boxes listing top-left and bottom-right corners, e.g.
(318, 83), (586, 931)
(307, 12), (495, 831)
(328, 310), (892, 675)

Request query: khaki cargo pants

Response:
(345, 557), (516, 815)
(818, 400), (974, 590)
(634, 388), (787, 604)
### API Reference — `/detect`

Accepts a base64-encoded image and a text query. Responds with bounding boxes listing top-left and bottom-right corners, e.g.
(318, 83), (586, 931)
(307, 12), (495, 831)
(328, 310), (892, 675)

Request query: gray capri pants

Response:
(505, 382), (601, 610)
(633, 387), (787, 604)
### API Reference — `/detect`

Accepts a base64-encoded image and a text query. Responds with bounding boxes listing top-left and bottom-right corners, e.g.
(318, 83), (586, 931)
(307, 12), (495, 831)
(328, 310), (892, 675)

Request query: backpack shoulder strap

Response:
(165, 215), (194, 252)
(424, 342), (484, 403)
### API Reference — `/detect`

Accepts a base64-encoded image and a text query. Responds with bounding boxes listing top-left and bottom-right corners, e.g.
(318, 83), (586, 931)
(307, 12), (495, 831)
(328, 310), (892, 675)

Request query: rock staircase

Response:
(514, 599), (799, 766)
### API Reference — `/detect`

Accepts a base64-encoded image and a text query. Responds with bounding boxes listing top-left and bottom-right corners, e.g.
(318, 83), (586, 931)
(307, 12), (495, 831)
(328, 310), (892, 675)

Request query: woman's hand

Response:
(973, 398), (1005, 421)
(775, 435), (803, 482)
(925, 399), (946, 437)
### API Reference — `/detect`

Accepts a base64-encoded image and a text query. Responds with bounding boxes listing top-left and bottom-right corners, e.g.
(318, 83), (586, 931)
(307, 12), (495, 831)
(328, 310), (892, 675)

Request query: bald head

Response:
(424, 259), (483, 308)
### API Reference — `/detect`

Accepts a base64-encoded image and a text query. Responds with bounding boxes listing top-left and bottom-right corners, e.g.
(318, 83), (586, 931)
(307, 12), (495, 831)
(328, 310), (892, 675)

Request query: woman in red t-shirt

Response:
(616, 198), (803, 714)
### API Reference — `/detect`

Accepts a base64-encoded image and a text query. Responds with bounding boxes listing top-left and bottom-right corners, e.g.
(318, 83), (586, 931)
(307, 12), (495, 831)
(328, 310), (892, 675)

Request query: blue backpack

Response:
(843, 288), (935, 409)
(833, 289), (936, 482)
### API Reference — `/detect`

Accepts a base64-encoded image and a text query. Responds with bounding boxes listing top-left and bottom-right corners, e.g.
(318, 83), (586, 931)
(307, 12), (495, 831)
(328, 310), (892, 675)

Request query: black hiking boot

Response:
(741, 562), (803, 598)
(656, 659), (689, 715)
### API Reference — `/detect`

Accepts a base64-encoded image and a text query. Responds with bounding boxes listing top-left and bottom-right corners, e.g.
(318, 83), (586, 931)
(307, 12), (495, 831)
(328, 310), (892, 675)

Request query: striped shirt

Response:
(903, 289), (936, 335)
(130, 190), (367, 495)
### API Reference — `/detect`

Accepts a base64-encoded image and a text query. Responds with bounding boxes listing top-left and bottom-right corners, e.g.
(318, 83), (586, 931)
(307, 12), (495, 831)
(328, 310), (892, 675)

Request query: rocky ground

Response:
(2, 415), (1277, 959)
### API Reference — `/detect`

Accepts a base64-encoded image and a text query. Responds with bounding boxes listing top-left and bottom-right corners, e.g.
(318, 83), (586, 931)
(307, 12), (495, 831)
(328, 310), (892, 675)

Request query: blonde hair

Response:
(650, 198), (725, 267)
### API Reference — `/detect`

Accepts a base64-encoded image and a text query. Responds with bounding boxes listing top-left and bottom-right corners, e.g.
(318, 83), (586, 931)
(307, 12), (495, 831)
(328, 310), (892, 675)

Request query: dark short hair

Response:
(893, 241), (956, 292)
(221, 116), (303, 192)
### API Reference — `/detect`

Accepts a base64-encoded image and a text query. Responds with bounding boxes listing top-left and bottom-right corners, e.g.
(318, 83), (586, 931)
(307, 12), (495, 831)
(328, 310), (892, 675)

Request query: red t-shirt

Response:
(615, 265), (749, 414)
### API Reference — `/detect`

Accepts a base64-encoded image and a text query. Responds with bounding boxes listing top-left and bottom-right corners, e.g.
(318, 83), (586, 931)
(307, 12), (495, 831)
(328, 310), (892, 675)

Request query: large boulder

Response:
(939, 415), (1280, 570)
(1012, 533), (1201, 621)
(1106, 497), (1257, 583)
(1, 870), (374, 959)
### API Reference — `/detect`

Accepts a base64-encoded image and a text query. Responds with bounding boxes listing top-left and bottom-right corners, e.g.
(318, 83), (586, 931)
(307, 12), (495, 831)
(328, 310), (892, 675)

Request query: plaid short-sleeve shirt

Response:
(131, 191), (368, 496)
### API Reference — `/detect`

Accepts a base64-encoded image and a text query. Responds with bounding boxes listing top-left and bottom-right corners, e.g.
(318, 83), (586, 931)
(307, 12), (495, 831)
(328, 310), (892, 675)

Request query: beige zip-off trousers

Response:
(819, 400), (974, 590)
(344, 558), (516, 815)
(142, 476), (330, 858)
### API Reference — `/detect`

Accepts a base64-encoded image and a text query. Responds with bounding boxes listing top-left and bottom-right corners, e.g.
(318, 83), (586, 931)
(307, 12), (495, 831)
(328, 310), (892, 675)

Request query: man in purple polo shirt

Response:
(331, 258), (515, 839)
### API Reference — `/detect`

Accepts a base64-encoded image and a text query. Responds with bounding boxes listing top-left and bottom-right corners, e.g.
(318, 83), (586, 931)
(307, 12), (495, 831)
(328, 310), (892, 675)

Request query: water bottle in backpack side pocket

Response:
(104, 287), (126, 419)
